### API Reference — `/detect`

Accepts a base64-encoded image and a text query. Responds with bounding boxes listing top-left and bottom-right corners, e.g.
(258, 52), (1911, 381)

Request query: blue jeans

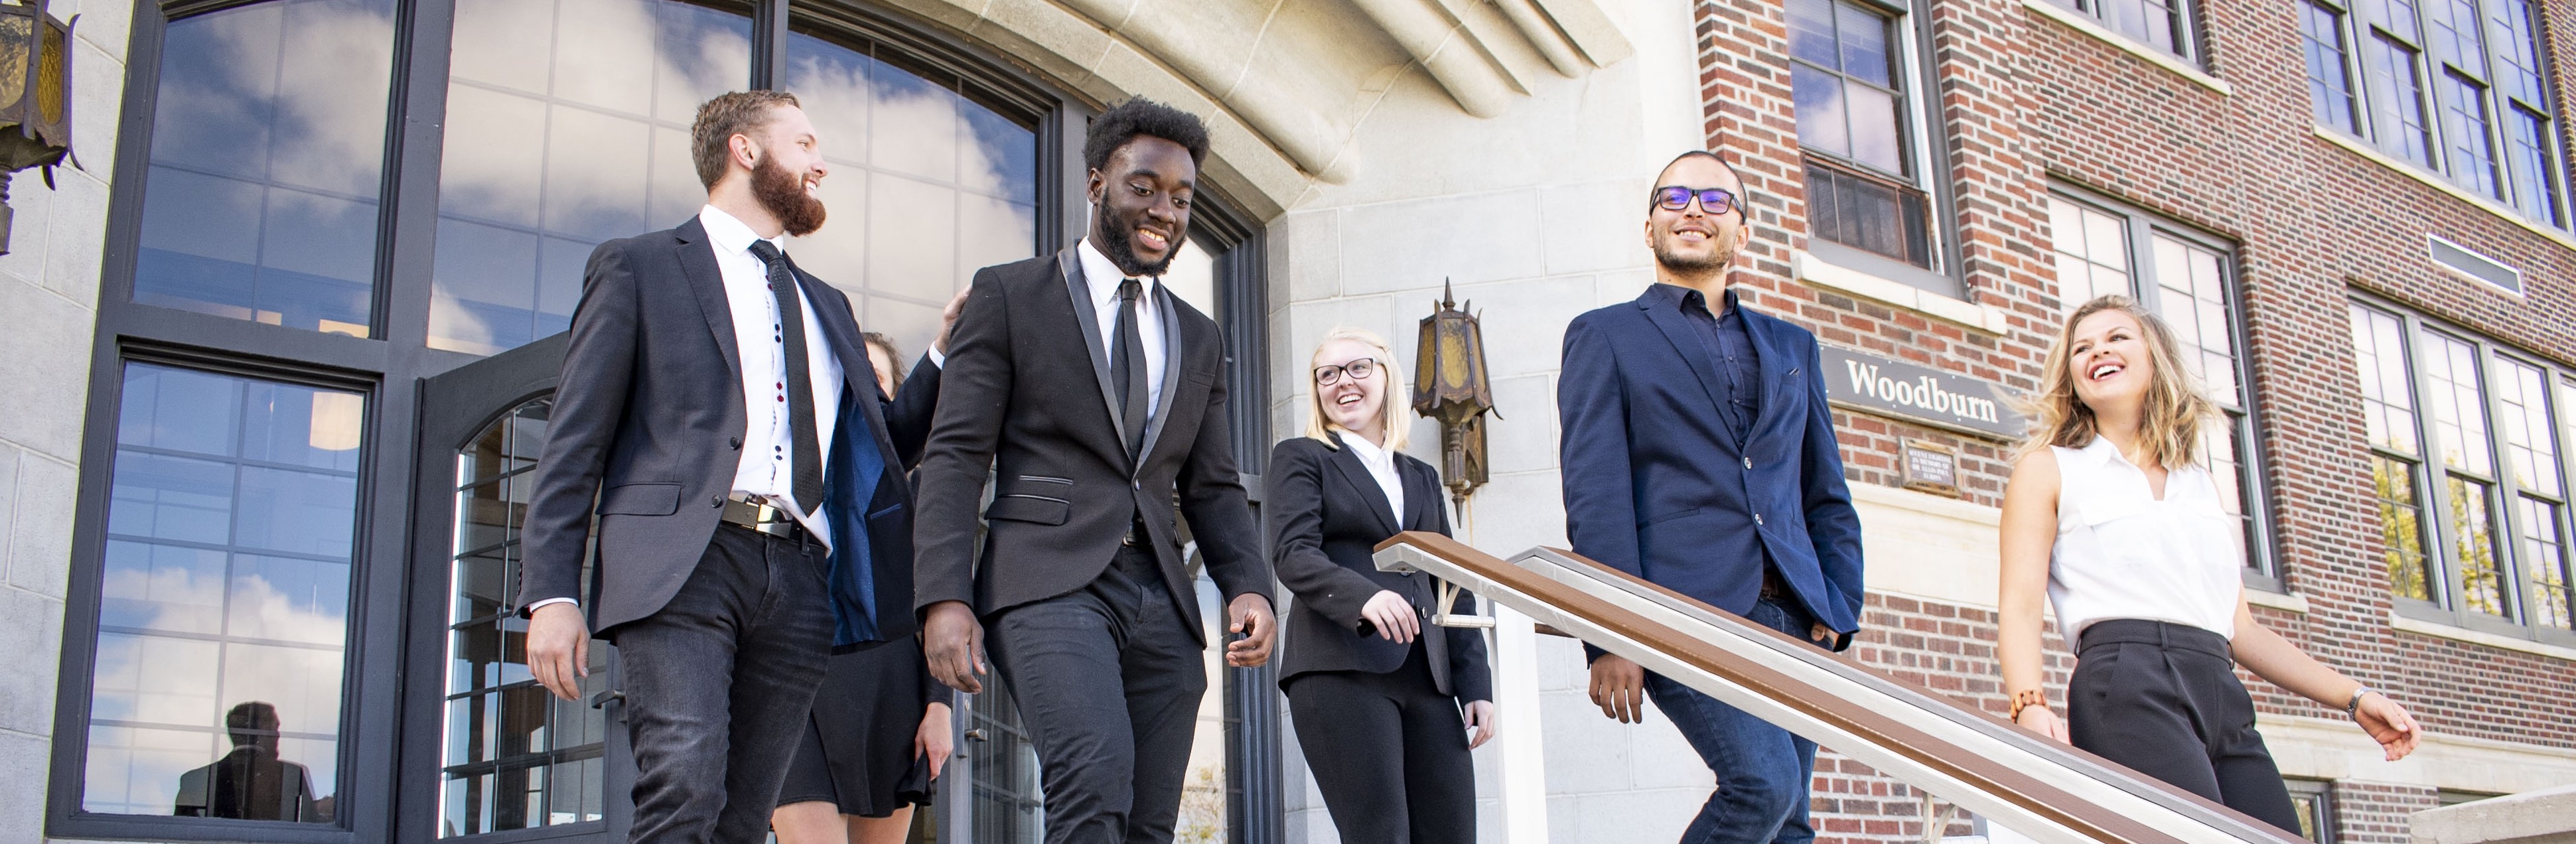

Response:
(1642, 598), (1820, 844)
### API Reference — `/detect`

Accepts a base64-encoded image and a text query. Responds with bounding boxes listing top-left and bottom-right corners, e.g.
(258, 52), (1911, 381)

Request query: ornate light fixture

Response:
(0, 0), (72, 255)
(1411, 279), (1496, 514)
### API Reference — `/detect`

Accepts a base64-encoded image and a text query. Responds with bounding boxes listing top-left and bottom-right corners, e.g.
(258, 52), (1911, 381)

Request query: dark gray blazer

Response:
(1267, 433), (1492, 703)
(514, 216), (940, 645)
(912, 246), (1271, 640)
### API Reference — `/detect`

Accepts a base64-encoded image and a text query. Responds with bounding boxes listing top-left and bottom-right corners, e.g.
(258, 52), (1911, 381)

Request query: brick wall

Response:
(1691, 0), (2576, 782)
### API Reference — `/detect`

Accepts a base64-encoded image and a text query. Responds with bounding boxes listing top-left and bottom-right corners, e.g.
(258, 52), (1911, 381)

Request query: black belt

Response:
(721, 493), (810, 541)
(1758, 565), (1788, 600)
(2075, 618), (2230, 660)
(1119, 522), (1148, 547)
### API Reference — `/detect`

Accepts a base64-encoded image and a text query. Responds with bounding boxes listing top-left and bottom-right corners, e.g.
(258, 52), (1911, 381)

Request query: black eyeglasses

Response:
(1651, 185), (1741, 216)
(1313, 358), (1378, 386)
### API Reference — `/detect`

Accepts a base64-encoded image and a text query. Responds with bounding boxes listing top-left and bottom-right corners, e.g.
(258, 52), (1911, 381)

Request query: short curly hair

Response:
(1083, 98), (1211, 175)
(692, 90), (801, 189)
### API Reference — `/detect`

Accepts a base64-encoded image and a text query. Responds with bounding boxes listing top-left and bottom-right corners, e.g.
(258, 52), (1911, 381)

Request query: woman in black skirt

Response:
(770, 331), (954, 844)
(1267, 326), (1495, 844)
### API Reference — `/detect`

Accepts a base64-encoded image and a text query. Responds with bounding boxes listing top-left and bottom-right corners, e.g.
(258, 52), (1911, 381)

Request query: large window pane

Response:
(2495, 358), (2559, 496)
(2352, 306), (2421, 455)
(2046, 196), (2129, 309)
(429, 0), (752, 355)
(2365, 34), (2436, 167)
(779, 30), (1040, 358)
(2436, 72), (2501, 199)
(2420, 332), (2494, 474)
(2502, 106), (2561, 225)
(130, 0), (397, 337)
(2376, 456), (2435, 600)
(2515, 496), (2571, 628)
(2447, 476), (2510, 616)
(2305, 3), (2360, 133)
(84, 364), (363, 821)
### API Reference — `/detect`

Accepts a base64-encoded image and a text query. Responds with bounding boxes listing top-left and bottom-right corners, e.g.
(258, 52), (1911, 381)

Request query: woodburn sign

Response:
(1818, 346), (2027, 440)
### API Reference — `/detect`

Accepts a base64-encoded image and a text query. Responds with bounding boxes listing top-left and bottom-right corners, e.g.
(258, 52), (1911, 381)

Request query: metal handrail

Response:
(1372, 531), (2304, 844)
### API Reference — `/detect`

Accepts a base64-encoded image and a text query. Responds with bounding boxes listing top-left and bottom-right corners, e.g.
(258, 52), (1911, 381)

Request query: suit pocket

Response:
(1641, 507), (1702, 526)
(597, 482), (681, 516)
(985, 494), (1070, 526)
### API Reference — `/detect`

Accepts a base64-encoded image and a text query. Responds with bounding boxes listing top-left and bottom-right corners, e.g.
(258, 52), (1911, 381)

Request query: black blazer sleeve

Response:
(1177, 346), (1272, 605)
(516, 240), (644, 615)
(912, 269), (1013, 612)
(881, 354), (943, 470)
(1266, 439), (1388, 630)
(1429, 481), (1494, 703)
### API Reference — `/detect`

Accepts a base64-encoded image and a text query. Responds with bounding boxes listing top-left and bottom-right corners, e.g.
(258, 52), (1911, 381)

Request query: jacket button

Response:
(1743, 457), (1753, 470)
(711, 496), (725, 508)
(729, 437), (743, 450)
(1753, 513), (1764, 526)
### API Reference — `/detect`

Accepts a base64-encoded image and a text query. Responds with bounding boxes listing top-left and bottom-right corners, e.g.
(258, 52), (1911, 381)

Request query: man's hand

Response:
(922, 600), (986, 693)
(916, 701), (955, 778)
(526, 602), (591, 702)
(1360, 590), (1419, 644)
(1225, 593), (1275, 667)
(933, 287), (970, 354)
(1463, 700), (1498, 750)
(1810, 623), (1835, 645)
(1589, 654), (1647, 723)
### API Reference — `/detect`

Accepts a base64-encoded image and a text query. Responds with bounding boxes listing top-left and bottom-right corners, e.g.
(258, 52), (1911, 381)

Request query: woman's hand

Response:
(916, 702), (954, 779)
(1360, 590), (1419, 644)
(2353, 692), (2422, 761)
(2014, 705), (2070, 744)
(1463, 700), (1498, 750)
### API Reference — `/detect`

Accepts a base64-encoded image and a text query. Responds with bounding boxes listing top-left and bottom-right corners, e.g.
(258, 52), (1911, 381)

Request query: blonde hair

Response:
(2019, 295), (2215, 470)
(1301, 326), (1411, 451)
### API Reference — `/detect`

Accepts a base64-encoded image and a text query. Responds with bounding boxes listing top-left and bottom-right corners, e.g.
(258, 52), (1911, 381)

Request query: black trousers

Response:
(607, 524), (833, 844)
(1284, 645), (1476, 844)
(985, 546), (1208, 844)
(2067, 619), (2302, 835)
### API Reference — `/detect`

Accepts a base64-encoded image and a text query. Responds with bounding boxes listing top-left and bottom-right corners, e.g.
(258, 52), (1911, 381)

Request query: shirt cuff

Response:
(525, 597), (579, 613)
(926, 348), (945, 368)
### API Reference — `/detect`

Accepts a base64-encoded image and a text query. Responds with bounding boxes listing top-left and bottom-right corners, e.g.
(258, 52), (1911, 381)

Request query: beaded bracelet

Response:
(2009, 689), (2049, 721)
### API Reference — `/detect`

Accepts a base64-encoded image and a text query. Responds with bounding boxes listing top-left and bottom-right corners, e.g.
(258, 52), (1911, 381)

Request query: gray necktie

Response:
(747, 240), (825, 511)
(1110, 279), (1149, 458)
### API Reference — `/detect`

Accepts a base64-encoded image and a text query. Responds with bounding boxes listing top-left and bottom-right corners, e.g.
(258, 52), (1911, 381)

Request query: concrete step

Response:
(2413, 784), (2576, 844)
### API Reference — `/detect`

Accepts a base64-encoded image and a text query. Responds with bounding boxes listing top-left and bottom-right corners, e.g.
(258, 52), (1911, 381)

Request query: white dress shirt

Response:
(703, 205), (845, 545)
(2045, 435), (2243, 643)
(1079, 238), (1166, 419)
(1338, 431), (1406, 527)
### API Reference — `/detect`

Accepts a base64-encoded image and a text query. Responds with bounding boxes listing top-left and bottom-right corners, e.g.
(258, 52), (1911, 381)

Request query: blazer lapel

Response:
(1738, 306), (1802, 437)
(1637, 292), (1741, 450)
(1133, 285), (1187, 470)
(1401, 455), (1439, 533)
(1325, 433), (1402, 537)
(673, 218), (742, 384)
(1059, 248), (1134, 461)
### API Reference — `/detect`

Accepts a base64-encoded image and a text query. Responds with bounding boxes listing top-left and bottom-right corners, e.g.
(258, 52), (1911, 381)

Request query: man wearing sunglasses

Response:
(1556, 151), (1866, 844)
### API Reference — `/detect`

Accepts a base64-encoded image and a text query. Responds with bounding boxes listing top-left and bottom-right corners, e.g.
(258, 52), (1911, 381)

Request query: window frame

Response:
(2045, 184), (2283, 589)
(2307, 0), (2569, 228)
(2349, 293), (2576, 647)
(2050, 0), (2206, 62)
(1791, 0), (1964, 297)
(54, 2), (1293, 842)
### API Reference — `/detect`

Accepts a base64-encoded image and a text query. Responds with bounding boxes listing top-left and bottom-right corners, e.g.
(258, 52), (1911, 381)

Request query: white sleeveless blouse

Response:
(2046, 436), (2243, 644)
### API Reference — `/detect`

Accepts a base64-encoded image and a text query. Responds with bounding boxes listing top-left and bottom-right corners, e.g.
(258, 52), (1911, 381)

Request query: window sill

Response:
(2390, 613), (2576, 661)
(1792, 248), (2009, 334)
(2244, 589), (2310, 614)
(2311, 126), (2576, 252)
(2019, 0), (2232, 96)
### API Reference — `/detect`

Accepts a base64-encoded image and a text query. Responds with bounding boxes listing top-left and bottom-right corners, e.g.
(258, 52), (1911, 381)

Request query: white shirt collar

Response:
(1079, 238), (1160, 307)
(699, 204), (785, 259)
(1337, 429), (1393, 464)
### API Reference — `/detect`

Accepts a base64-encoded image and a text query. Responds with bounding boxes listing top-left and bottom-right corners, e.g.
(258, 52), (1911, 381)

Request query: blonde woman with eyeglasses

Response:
(1998, 296), (2421, 834)
(1265, 326), (1494, 844)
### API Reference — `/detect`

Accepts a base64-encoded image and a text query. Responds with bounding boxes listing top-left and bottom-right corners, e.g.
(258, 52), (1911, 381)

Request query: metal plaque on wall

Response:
(1818, 346), (2027, 440)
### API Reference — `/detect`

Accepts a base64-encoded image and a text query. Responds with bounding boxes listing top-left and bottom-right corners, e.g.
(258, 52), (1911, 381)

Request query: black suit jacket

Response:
(1267, 434), (1492, 703)
(913, 246), (1271, 640)
(515, 216), (940, 648)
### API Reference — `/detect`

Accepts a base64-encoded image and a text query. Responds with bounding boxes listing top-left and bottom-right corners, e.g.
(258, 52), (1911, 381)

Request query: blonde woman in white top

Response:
(1998, 296), (2419, 833)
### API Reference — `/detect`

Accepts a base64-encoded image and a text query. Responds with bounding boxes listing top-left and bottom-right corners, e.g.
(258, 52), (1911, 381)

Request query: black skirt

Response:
(776, 637), (941, 817)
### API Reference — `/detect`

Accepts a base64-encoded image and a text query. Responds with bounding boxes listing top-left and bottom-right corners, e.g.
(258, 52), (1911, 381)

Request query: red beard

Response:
(754, 153), (827, 237)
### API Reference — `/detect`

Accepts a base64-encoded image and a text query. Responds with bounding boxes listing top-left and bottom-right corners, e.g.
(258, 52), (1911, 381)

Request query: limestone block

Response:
(1594, 267), (1654, 307)
(1539, 686), (1633, 794)
(1456, 470), (1562, 551)
(2411, 784), (2576, 844)
(0, 166), (49, 285)
(970, 0), (1110, 90)
(72, 35), (126, 163)
(42, 170), (109, 306)
(0, 729), (48, 841)
(1335, 191), (1543, 296)
(1541, 178), (1656, 276)
(1480, 373), (1555, 476)
(0, 586), (63, 737)
(72, 0), (139, 65)
(1441, 276), (1589, 380)
(1534, 628), (1584, 692)
(1565, 786), (1709, 841)
(8, 453), (73, 601)
(1275, 209), (1342, 303)
(0, 279), (97, 461)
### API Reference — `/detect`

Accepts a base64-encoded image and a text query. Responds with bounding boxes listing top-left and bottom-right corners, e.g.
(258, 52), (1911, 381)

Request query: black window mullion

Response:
(379, 0), (457, 355)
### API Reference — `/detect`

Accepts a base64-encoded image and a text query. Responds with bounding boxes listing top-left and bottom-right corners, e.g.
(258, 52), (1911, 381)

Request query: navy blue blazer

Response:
(1557, 287), (1865, 651)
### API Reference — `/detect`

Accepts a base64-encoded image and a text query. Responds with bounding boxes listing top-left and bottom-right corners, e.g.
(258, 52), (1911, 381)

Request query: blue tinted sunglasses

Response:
(1651, 185), (1741, 216)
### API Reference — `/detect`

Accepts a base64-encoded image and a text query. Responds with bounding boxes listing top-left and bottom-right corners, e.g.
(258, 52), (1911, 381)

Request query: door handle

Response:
(963, 728), (988, 742)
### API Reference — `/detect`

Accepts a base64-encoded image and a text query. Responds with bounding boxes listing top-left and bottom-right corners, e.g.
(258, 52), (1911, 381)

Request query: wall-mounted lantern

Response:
(0, 0), (72, 255)
(1411, 279), (1496, 514)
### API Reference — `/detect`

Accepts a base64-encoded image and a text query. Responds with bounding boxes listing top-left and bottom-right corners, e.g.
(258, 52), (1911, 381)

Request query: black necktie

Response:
(1110, 278), (1149, 458)
(748, 240), (825, 512)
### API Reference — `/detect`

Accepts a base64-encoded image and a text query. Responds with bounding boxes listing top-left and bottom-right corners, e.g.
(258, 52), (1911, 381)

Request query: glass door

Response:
(399, 334), (629, 844)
